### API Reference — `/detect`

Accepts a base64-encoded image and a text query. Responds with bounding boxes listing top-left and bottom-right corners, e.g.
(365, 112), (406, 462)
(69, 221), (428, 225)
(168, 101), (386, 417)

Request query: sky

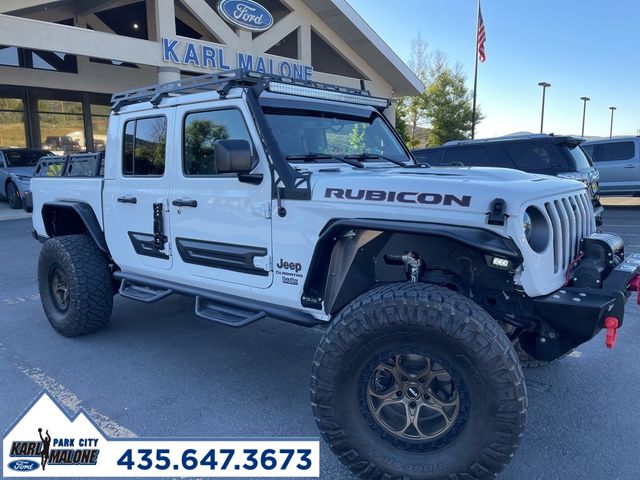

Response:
(347, 0), (640, 139)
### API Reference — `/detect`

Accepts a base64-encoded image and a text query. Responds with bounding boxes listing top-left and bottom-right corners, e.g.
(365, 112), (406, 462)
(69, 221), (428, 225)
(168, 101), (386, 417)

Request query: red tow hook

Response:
(630, 274), (640, 305)
(604, 317), (619, 349)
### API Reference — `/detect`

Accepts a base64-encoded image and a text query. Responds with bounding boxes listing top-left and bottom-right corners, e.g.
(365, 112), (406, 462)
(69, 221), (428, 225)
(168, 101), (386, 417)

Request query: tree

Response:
(395, 98), (410, 144)
(395, 34), (484, 147)
(402, 33), (430, 148)
(423, 68), (483, 146)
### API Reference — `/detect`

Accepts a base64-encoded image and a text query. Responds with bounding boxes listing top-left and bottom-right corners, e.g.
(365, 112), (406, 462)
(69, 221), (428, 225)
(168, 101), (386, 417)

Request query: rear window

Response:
(4, 150), (51, 167)
(442, 147), (491, 167)
(413, 149), (441, 165)
(502, 141), (566, 172)
(597, 141), (635, 162)
(567, 145), (593, 171)
(122, 116), (167, 176)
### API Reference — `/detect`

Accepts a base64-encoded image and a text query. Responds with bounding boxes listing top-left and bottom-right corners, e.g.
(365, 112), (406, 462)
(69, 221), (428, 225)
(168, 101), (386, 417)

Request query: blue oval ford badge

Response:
(217, 0), (274, 32)
(8, 460), (39, 471)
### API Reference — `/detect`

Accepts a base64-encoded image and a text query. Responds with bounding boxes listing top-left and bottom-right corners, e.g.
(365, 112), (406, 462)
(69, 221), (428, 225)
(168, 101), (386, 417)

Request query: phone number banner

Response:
(3, 393), (319, 477)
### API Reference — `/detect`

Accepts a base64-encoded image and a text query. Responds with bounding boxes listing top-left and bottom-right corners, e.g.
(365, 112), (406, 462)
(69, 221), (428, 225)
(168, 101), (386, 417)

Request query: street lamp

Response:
(538, 82), (551, 133)
(580, 96), (590, 137)
(609, 106), (617, 138)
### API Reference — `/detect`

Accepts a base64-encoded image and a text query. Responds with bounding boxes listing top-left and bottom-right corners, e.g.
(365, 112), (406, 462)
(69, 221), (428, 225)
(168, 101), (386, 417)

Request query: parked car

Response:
(0, 148), (54, 209)
(413, 134), (604, 224)
(42, 135), (82, 154)
(582, 137), (640, 196)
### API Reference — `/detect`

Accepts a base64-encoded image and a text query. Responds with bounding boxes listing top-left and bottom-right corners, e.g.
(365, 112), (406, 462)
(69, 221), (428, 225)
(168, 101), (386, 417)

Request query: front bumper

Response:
(525, 252), (640, 361)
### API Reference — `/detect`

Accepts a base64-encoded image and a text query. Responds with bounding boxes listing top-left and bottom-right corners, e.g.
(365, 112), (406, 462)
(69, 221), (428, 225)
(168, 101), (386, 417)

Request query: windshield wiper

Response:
(344, 153), (408, 167)
(285, 153), (364, 168)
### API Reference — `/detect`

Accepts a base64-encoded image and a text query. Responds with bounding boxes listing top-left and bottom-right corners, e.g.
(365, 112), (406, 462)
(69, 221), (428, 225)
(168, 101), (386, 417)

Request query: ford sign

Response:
(8, 460), (39, 471)
(217, 0), (274, 32)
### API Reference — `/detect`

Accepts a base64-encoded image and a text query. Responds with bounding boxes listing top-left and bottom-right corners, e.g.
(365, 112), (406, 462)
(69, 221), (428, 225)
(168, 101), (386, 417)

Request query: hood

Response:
(309, 165), (587, 216)
(4, 166), (35, 178)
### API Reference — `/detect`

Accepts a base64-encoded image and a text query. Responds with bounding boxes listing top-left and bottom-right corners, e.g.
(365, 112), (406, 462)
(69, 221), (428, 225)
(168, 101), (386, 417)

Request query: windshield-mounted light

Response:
(267, 81), (390, 109)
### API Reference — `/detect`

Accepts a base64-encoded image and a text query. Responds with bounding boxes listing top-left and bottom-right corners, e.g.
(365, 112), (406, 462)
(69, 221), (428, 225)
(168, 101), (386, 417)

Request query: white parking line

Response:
(15, 364), (137, 438)
(1, 293), (40, 305)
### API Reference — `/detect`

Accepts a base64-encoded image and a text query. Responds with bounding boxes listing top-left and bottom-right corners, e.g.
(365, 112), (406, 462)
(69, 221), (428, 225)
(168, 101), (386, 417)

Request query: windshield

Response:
(4, 150), (51, 167)
(568, 145), (593, 171)
(263, 108), (412, 165)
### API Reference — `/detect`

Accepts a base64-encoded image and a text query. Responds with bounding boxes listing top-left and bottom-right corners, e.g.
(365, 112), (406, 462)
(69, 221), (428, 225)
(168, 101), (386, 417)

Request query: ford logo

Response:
(217, 0), (274, 32)
(8, 460), (39, 471)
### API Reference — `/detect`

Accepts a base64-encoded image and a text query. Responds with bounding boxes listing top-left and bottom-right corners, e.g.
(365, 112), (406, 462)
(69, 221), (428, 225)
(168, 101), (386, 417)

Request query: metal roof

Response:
(302, 0), (423, 96)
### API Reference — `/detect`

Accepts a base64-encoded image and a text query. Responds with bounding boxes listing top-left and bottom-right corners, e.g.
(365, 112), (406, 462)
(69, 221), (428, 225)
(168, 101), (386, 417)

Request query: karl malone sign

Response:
(162, 38), (313, 81)
(161, 0), (312, 80)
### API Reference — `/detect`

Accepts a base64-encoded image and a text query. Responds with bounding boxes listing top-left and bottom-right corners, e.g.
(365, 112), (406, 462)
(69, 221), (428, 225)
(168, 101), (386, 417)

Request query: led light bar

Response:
(268, 81), (390, 109)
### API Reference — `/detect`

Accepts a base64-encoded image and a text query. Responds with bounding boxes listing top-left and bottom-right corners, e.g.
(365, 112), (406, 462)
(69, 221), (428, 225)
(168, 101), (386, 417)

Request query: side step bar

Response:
(113, 271), (321, 328)
(119, 280), (173, 303)
(195, 297), (266, 328)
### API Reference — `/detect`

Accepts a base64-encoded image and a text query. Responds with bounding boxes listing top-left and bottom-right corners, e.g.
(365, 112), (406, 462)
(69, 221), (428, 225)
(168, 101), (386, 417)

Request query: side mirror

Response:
(215, 139), (253, 174)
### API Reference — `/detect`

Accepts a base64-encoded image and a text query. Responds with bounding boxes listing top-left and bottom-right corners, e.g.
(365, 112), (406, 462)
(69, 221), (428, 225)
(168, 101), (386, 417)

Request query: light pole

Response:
(580, 96), (590, 137)
(609, 106), (617, 138)
(538, 82), (551, 133)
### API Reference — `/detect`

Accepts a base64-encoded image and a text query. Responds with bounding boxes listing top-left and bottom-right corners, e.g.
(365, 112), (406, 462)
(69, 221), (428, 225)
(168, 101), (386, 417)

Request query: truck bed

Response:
(30, 153), (105, 235)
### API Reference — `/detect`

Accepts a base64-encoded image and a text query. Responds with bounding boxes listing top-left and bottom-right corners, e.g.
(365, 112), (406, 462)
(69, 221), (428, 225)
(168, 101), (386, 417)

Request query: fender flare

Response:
(41, 201), (108, 254)
(301, 218), (523, 310)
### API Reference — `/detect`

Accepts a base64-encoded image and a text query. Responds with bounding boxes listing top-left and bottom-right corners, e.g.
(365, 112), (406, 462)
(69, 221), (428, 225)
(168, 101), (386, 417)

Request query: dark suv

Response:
(413, 134), (604, 224)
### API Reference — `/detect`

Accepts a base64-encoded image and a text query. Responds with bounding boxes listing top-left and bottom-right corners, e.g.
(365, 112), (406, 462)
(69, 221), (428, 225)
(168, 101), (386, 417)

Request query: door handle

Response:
(117, 196), (137, 204)
(624, 165), (637, 168)
(172, 198), (198, 207)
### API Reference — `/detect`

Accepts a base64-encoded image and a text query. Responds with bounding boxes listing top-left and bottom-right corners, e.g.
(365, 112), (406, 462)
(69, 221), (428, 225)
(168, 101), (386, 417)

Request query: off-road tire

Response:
(311, 282), (527, 480)
(512, 337), (571, 368)
(6, 181), (21, 209)
(38, 234), (113, 336)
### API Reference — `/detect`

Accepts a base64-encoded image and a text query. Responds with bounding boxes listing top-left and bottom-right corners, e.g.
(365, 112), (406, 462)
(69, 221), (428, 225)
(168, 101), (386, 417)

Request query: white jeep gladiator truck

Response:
(27, 70), (640, 480)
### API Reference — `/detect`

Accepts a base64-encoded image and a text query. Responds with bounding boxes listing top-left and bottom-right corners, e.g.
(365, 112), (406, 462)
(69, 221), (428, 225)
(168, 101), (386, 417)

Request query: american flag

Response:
(477, 3), (486, 62)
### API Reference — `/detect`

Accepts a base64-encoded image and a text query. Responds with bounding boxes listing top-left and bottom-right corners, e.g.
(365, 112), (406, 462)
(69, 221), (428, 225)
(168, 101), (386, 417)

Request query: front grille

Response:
(543, 192), (595, 273)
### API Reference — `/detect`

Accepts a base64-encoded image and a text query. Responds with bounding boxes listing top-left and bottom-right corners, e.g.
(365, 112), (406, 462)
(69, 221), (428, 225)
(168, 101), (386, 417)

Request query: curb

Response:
(0, 213), (31, 222)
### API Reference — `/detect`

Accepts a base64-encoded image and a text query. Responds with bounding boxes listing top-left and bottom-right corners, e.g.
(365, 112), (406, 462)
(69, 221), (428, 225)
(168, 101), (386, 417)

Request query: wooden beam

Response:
(178, 0), (238, 47)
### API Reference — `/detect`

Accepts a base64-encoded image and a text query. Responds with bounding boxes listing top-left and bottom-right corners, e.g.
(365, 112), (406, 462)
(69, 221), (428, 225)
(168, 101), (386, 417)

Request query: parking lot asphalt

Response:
(1, 207), (639, 479)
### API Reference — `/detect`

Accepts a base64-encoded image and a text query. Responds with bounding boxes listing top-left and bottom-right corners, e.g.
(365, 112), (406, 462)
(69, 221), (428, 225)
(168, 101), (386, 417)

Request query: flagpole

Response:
(471, 0), (480, 139)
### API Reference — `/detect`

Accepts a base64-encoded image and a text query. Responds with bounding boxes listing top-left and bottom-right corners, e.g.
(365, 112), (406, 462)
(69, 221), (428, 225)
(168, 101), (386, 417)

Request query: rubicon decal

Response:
(324, 188), (472, 207)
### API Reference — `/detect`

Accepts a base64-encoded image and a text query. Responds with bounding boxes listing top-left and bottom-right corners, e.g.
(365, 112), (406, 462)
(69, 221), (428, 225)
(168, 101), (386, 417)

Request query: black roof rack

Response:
(110, 69), (386, 112)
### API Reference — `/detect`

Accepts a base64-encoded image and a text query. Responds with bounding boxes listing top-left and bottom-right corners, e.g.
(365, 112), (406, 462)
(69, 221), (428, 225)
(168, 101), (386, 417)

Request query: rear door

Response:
(103, 112), (174, 271)
(169, 100), (273, 288)
(588, 141), (638, 193)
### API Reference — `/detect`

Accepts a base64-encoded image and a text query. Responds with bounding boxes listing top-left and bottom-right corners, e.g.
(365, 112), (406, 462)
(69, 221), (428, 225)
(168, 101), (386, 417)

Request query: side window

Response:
(598, 141), (635, 162)
(582, 144), (595, 161)
(122, 116), (167, 176)
(503, 141), (565, 171)
(413, 150), (441, 165)
(183, 108), (253, 176)
(443, 147), (491, 166)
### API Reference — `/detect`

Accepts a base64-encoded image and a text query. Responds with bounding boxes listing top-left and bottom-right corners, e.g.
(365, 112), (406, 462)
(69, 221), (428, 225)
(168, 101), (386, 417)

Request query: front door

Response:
(103, 112), (173, 271)
(169, 101), (272, 288)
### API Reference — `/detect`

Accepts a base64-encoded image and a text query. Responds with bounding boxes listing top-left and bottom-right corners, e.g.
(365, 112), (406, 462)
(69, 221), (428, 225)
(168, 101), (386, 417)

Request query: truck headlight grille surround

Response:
(524, 206), (550, 253)
(267, 81), (390, 108)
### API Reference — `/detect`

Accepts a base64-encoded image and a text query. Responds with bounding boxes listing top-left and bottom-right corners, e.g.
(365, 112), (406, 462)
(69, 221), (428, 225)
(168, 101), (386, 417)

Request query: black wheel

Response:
(512, 337), (571, 368)
(6, 181), (22, 209)
(38, 234), (113, 336)
(311, 283), (526, 480)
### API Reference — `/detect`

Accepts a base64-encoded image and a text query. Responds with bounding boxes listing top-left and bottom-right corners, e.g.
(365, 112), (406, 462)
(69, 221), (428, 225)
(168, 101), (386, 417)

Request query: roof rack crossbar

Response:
(110, 69), (382, 112)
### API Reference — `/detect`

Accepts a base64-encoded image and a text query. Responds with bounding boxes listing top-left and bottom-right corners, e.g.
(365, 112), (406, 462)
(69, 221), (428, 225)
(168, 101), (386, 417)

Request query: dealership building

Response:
(0, 0), (421, 153)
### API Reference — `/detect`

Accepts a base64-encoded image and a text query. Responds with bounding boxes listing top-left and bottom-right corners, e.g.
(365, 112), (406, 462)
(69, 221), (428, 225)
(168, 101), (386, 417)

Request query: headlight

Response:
(523, 211), (532, 240)
(523, 206), (550, 253)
